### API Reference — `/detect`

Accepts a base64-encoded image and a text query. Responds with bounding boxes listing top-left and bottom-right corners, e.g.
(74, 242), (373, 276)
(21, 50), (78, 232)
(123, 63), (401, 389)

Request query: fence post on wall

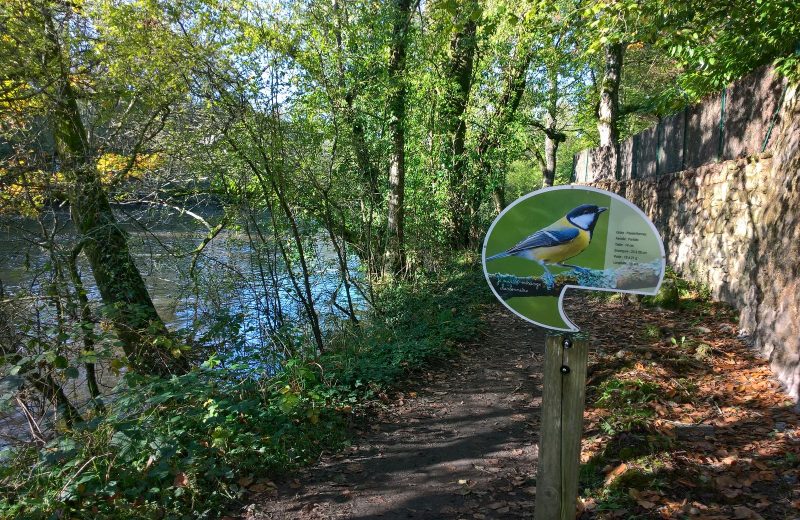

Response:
(572, 68), (783, 180)
(681, 107), (689, 170)
(761, 86), (787, 153)
(571, 154), (578, 183)
(584, 150), (590, 182)
(655, 118), (662, 176)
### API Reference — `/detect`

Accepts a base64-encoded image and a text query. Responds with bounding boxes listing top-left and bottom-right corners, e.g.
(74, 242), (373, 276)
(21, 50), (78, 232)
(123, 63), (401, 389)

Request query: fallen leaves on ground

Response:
(570, 294), (800, 520)
(235, 296), (798, 520)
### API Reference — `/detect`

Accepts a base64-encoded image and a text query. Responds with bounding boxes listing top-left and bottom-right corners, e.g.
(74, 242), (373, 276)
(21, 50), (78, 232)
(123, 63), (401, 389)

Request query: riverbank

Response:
(0, 261), (491, 519)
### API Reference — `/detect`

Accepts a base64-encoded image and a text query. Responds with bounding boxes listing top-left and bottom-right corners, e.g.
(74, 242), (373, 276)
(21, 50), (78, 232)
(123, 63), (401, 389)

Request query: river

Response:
(0, 204), (366, 446)
(0, 204), (365, 361)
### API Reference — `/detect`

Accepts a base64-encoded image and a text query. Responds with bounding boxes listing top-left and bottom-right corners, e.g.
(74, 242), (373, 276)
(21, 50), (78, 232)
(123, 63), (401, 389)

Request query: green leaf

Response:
(53, 355), (69, 369)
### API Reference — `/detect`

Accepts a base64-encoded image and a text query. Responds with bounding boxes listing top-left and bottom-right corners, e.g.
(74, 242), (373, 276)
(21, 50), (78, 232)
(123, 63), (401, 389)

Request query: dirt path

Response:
(249, 307), (546, 519)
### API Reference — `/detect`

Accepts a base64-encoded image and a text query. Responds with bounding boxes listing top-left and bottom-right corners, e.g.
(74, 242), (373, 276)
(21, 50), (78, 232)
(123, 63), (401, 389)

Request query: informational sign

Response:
(482, 186), (665, 331)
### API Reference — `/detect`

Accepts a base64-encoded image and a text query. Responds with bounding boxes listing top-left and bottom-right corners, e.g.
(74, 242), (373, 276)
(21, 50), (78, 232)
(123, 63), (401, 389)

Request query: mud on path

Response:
(248, 306), (547, 519)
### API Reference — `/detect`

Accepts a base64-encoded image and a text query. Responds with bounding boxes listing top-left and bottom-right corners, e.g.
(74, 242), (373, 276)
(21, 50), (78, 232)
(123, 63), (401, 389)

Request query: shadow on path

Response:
(247, 307), (546, 519)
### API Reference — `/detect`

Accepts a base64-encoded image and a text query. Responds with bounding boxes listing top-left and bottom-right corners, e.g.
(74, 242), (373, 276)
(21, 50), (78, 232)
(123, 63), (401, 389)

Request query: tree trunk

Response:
(67, 246), (105, 414)
(542, 72), (559, 187)
(491, 185), (505, 213)
(443, 4), (479, 248)
(384, 0), (413, 275)
(543, 133), (558, 187)
(267, 187), (327, 355)
(43, 10), (180, 375)
(597, 42), (624, 180)
(348, 100), (380, 201)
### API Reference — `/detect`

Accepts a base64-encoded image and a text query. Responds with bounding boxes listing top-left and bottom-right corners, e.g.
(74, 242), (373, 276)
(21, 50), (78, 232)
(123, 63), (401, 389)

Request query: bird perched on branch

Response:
(486, 204), (608, 289)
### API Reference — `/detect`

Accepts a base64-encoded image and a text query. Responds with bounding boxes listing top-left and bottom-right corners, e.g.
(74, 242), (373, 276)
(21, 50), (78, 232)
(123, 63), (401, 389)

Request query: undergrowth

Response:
(640, 267), (712, 311)
(0, 263), (490, 519)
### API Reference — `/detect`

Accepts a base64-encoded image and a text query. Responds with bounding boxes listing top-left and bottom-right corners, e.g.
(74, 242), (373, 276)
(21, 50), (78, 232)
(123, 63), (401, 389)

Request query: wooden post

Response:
(534, 333), (589, 520)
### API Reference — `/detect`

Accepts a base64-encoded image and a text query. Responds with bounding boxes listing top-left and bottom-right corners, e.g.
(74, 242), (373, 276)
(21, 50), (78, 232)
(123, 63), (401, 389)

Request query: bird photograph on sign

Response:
(482, 186), (666, 331)
(485, 203), (608, 288)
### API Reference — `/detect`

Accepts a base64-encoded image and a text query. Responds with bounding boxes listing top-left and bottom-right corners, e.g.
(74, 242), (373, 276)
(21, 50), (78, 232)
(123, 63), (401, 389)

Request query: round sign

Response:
(482, 185), (666, 331)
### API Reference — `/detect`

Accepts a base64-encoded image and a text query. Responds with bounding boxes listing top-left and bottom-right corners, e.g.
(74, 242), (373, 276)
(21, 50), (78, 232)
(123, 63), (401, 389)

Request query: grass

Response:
(640, 323), (661, 341)
(594, 378), (660, 436)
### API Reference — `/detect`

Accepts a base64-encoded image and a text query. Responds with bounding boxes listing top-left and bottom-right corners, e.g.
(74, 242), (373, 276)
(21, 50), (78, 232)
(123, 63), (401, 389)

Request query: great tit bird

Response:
(486, 204), (608, 289)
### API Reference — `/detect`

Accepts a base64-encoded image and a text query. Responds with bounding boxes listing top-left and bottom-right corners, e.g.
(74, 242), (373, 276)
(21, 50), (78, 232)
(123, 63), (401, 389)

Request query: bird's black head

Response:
(566, 204), (608, 232)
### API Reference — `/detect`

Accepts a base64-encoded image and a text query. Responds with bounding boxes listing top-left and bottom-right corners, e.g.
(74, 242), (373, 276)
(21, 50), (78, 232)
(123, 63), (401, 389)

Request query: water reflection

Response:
(0, 205), (365, 362)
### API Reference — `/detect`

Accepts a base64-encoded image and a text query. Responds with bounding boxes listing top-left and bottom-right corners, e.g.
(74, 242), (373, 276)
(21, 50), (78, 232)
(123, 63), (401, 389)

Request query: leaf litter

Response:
(569, 292), (800, 520)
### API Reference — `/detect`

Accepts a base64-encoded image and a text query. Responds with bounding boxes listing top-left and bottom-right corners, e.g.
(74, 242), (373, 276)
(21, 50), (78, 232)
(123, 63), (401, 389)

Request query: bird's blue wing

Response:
(507, 227), (579, 253)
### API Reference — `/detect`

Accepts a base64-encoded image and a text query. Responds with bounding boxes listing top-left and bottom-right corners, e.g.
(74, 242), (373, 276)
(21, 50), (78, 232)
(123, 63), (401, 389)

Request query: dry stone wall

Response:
(585, 85), (800, 399)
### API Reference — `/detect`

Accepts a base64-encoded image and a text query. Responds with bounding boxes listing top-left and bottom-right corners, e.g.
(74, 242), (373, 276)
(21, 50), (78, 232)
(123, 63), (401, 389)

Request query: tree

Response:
(579, 0), (678, 178)
(596, 41), (623, 178)
(525, 21), (584, 188)
(468, 1), (551, 231)
(440, 0), (480, 248)
(580, 0), (635, 179)
(0, 0), (184, 374)
(384, 0), (414, 275)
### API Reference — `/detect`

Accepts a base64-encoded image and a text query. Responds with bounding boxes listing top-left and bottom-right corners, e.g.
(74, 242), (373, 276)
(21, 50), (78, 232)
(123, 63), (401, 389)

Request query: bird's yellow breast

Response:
(531, 227), (591, 263)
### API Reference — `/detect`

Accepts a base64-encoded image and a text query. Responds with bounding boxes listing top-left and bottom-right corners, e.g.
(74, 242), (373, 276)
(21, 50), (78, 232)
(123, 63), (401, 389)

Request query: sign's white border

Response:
(481, 185), (667, 332)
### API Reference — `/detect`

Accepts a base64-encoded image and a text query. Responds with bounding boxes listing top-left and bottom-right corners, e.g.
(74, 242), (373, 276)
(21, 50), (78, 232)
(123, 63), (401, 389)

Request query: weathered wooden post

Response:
(534, 333), (589, 520)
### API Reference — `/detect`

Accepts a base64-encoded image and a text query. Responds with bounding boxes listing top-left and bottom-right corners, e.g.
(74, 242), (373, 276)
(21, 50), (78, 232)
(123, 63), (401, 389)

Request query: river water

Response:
(0, 204), (365, 360)
(0, 204), (367, 445)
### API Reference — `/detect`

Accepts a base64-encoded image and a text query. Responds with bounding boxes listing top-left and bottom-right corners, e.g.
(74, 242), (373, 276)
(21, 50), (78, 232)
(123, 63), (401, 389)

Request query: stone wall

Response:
(585, 84), (800, 399)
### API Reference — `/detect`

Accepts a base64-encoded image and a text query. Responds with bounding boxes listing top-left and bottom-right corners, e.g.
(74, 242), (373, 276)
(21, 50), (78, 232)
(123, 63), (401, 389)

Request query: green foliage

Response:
(595, 378), (659, 435)
(327, 265), (489, 387)
(502, 160), (541, 202)
(640, 269), (715, 315)
(640, 323), (661, 341)
(659, 0), (800, 99)
(643, 277), (681, 309)
(639, 269), (684, 309)
(0, 363), (346, 519)
(3, 0), (797, 516)
(0, 265), (489, 519)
